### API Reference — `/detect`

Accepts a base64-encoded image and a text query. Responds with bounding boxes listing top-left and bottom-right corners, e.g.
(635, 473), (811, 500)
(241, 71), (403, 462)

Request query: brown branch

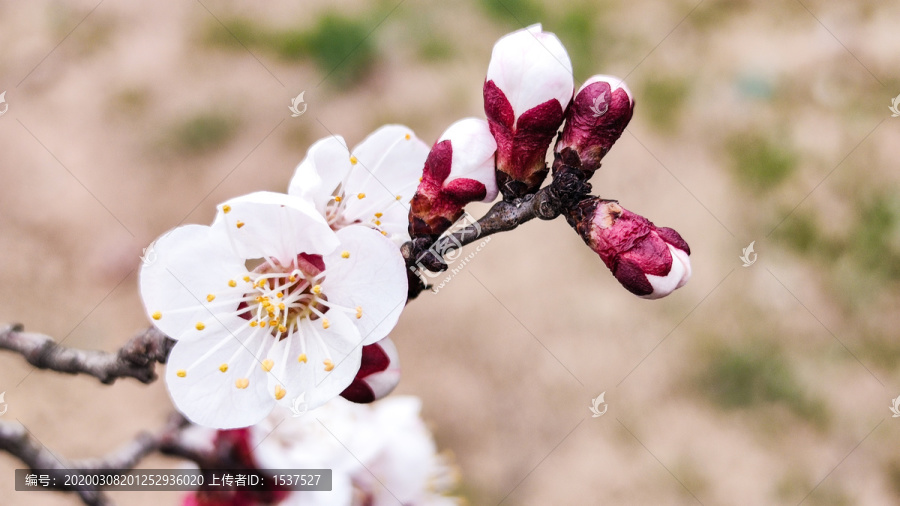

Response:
(403, 163), (591, 299)
(0, 413), (191, 506)
(0, 324), (174, 384)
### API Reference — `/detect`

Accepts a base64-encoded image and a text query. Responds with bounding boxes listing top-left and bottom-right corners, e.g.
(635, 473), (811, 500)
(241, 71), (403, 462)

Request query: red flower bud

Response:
(484, 24), (574, 200)
(555, 75), (634, 176)
(408, 118), (497, 240)
(340, 337), (401, 404)
(569, 198), (691, 299)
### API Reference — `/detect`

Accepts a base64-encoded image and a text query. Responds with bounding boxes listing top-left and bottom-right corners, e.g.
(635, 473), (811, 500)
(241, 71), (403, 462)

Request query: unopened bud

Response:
(408, 118), (497, 240)
(484, 24), (574, 200)
(340, 337), (401, 404)
(555, 75), (634, 176)
(568, 198), (690, 299)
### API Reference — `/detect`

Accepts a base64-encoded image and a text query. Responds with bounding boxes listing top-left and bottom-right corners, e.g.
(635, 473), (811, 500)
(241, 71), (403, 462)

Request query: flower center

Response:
(238, 253), (329, 338)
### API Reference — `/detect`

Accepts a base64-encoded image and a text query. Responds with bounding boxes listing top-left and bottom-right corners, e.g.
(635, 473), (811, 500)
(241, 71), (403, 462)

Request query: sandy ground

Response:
(2, 0), (900, 504)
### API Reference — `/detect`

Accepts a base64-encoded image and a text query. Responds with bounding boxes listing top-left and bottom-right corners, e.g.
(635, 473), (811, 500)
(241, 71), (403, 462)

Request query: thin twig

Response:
(0, 413), (191, 506)
(403, 163), (591, 299)
(0, 324), (174, 384)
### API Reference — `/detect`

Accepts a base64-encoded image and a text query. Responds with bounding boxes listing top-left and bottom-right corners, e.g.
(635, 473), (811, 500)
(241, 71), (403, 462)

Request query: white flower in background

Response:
(140, 191), (407, 429)
(252, 396), (460, 506)
(289, 125), (430, 245)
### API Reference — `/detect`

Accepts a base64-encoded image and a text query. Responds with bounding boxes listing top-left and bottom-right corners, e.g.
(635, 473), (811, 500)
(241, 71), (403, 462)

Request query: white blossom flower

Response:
(251, 396), (460, 506)
(289, 125), (430, 245)
(140, 191), (407, 429)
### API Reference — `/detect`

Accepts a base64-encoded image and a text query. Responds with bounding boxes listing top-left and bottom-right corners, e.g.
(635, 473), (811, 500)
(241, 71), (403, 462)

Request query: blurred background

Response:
(1, 0), (899, 504)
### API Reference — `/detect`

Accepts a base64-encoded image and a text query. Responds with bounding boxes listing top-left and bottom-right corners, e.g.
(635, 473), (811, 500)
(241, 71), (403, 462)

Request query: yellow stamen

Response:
(334, 196), (342, 203)
(152, 311), (162, 320)
(260, 321), (267, 328)
(396, 195), (402, 201)
(375, 212), (383, 218)
(278, 302), (285, 310)
(374, 220), (381, 226)
(355, 306), (362, 319)
(206, 294), (215, 302)
(274, 385), (286, 400)
(235, 378), (250, 389)
(357, 193), (366, 199)
(323, 359), (334, 372)
(298, 354), (308, 363)
(261, 359), (274, 372)
(381, 230), (388, 236)
(257, 279), (267, 288)
(176, 369), (187, 378)
(195, 322), (205, 331)
(228, 280), (237, 287)
(405, 133), (411, 140)
(278, 324), (287, 333)
(276, 291), (284, 298)
(289, 275), (297, 282)
(341, 251), (350, 259)
(322, 318), (330, 329)
(312, 285), (322, 295)
(250, 321), (258, 327)
(219, 364), (228, 373)
(350, 156), (358, 165)
(222, 205), (232, 213)
(236, 221), (245, 229)
(243, 275), (251, 282)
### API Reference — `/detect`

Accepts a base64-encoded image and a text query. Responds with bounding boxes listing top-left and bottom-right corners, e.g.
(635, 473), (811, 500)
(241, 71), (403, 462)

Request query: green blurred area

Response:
(727, 133), (798, 190)
(204, 12), (377, 88)
(164, 111), (241, 155)
(697, 339), (829, 430)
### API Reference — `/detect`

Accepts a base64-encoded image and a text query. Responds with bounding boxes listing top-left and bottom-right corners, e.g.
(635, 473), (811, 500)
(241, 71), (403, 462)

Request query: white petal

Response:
(288, 135), (352, 215)
(672, 246), (692, 289)
(363, 337), (401, 400)
(217, 191), (339, 265)
(342, 125), (429, 240)
(486, 24), (574, 118)
(439, 118), (499, 202)
(643, 245), (691, 299)
(165, 327), (276, 429)
(268, 311), (362, 410)
(580, 74), (634, 103)
(375, 203), (414, 246)
(321, 226), (407, 345)
(140, 224), (249, 340)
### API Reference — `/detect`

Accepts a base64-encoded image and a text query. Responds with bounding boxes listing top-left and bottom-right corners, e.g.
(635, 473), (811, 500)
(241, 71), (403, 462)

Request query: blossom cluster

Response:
(141, 126), (426, 428)
(407, 24), (690, 298)
(139, 24), (692, 433)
